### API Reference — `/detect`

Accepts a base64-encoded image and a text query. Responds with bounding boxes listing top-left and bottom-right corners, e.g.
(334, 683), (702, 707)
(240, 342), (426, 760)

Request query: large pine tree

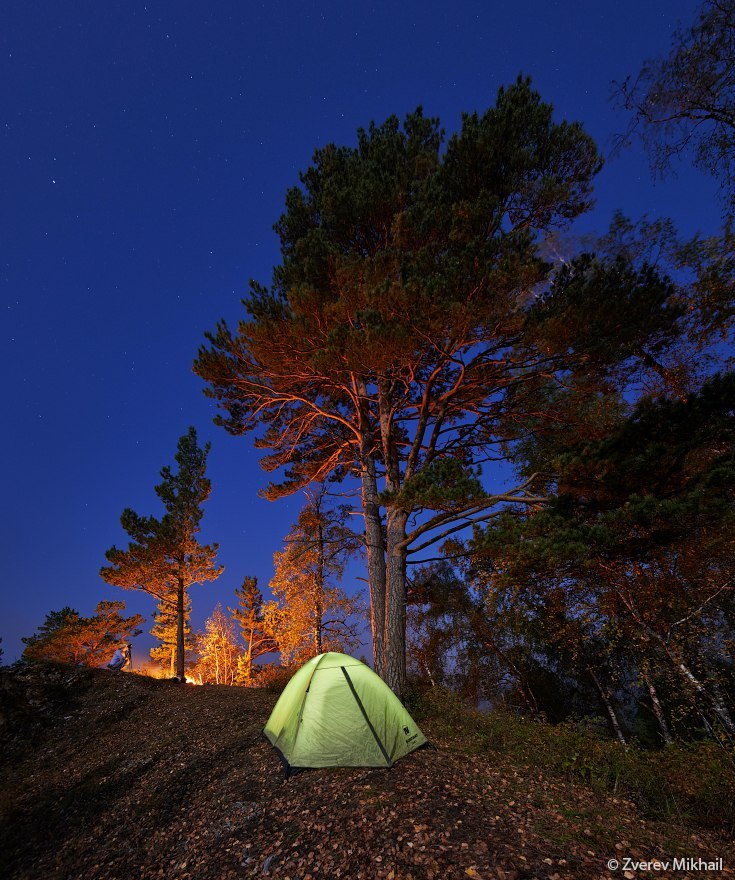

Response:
(195, 80), (684, 697)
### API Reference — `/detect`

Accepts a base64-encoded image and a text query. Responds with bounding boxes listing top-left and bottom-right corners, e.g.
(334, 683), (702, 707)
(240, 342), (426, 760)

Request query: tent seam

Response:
(291, 654), (323, 755)
(340, 665), (392, 767)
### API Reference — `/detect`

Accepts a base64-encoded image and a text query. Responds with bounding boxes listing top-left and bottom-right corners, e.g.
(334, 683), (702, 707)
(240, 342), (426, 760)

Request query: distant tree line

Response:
(188, 488), (364, 684)
(20, 429), (363, 682)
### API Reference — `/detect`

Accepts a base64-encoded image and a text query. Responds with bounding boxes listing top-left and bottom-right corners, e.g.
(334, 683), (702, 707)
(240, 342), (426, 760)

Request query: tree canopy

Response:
(466, 372), (735, 739)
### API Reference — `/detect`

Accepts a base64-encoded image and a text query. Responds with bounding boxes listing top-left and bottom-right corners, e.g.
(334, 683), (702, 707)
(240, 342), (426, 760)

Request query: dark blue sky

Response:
(1, 0), (719, 663)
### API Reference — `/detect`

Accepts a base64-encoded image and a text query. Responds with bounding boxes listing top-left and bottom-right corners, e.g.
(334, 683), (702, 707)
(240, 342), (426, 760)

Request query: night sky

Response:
(1, 0), (720, 663)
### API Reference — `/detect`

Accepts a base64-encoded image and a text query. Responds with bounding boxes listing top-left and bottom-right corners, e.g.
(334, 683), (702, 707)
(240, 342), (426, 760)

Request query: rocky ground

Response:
(1, 664), (733, 880)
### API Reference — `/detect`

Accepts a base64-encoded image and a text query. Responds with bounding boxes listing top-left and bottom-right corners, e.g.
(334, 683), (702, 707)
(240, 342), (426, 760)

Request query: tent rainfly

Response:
(263, 652), (427, 775)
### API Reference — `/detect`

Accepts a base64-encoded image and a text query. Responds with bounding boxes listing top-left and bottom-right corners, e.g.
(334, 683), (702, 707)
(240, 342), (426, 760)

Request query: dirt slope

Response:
(0, 665), (732, 880)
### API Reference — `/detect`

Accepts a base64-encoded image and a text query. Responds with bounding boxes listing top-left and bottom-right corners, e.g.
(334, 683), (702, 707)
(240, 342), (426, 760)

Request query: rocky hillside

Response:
(1, 664), (733, 880)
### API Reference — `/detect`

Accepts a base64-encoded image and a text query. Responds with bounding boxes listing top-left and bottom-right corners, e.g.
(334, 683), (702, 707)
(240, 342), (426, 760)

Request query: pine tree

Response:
(195, 82), (684, 697)
(101, 427), (224, 681)
(228, 577), (276, 685)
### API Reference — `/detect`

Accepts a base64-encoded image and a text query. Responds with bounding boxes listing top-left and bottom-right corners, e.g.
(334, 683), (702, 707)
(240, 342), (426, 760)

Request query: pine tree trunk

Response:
(360, 444), (386, 677)
(384, 509), (408, 700)
(176, 576), (185, 682)
(589, 667), (627, 745)
(376, 377), (408, 697)
(169, 645), (175, 677)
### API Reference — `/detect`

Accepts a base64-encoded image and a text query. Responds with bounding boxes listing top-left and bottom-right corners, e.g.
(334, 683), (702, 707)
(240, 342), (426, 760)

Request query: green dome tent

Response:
(263, 652), (427, 774)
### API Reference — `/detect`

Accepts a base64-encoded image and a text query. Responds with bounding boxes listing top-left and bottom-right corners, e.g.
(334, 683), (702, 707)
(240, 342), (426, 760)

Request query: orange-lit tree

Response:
(264, 489), (364, 665)
(192, 603), (240, 685)
(229, 576), (276, 685)
(22, 601), (143, 666)
(101, 427), (223, 681)
(150, 593), (195, 676)
(195, 81), (683, 697)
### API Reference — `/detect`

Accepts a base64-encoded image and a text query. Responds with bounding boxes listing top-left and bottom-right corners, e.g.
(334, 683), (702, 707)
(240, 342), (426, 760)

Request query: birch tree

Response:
(264, 489), (364, 664)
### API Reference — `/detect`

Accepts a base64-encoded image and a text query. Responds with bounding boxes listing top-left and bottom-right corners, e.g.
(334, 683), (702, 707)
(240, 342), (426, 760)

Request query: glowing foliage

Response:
(191, 603), (240, 685)
(150, 594), (194, 675)
(264, 490), (364, 665)
(22, 601), (143, 666)
(229, 576), (276, 685)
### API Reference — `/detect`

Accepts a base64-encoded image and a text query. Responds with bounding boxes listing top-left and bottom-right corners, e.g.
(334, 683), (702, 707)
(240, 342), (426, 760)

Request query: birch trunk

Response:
(651, 627), (735, 736)
(674, 656), (735, 736)
(614, 579), (735, 737)
(589, 667), (627, 745)
(644, 673), (674, 745)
